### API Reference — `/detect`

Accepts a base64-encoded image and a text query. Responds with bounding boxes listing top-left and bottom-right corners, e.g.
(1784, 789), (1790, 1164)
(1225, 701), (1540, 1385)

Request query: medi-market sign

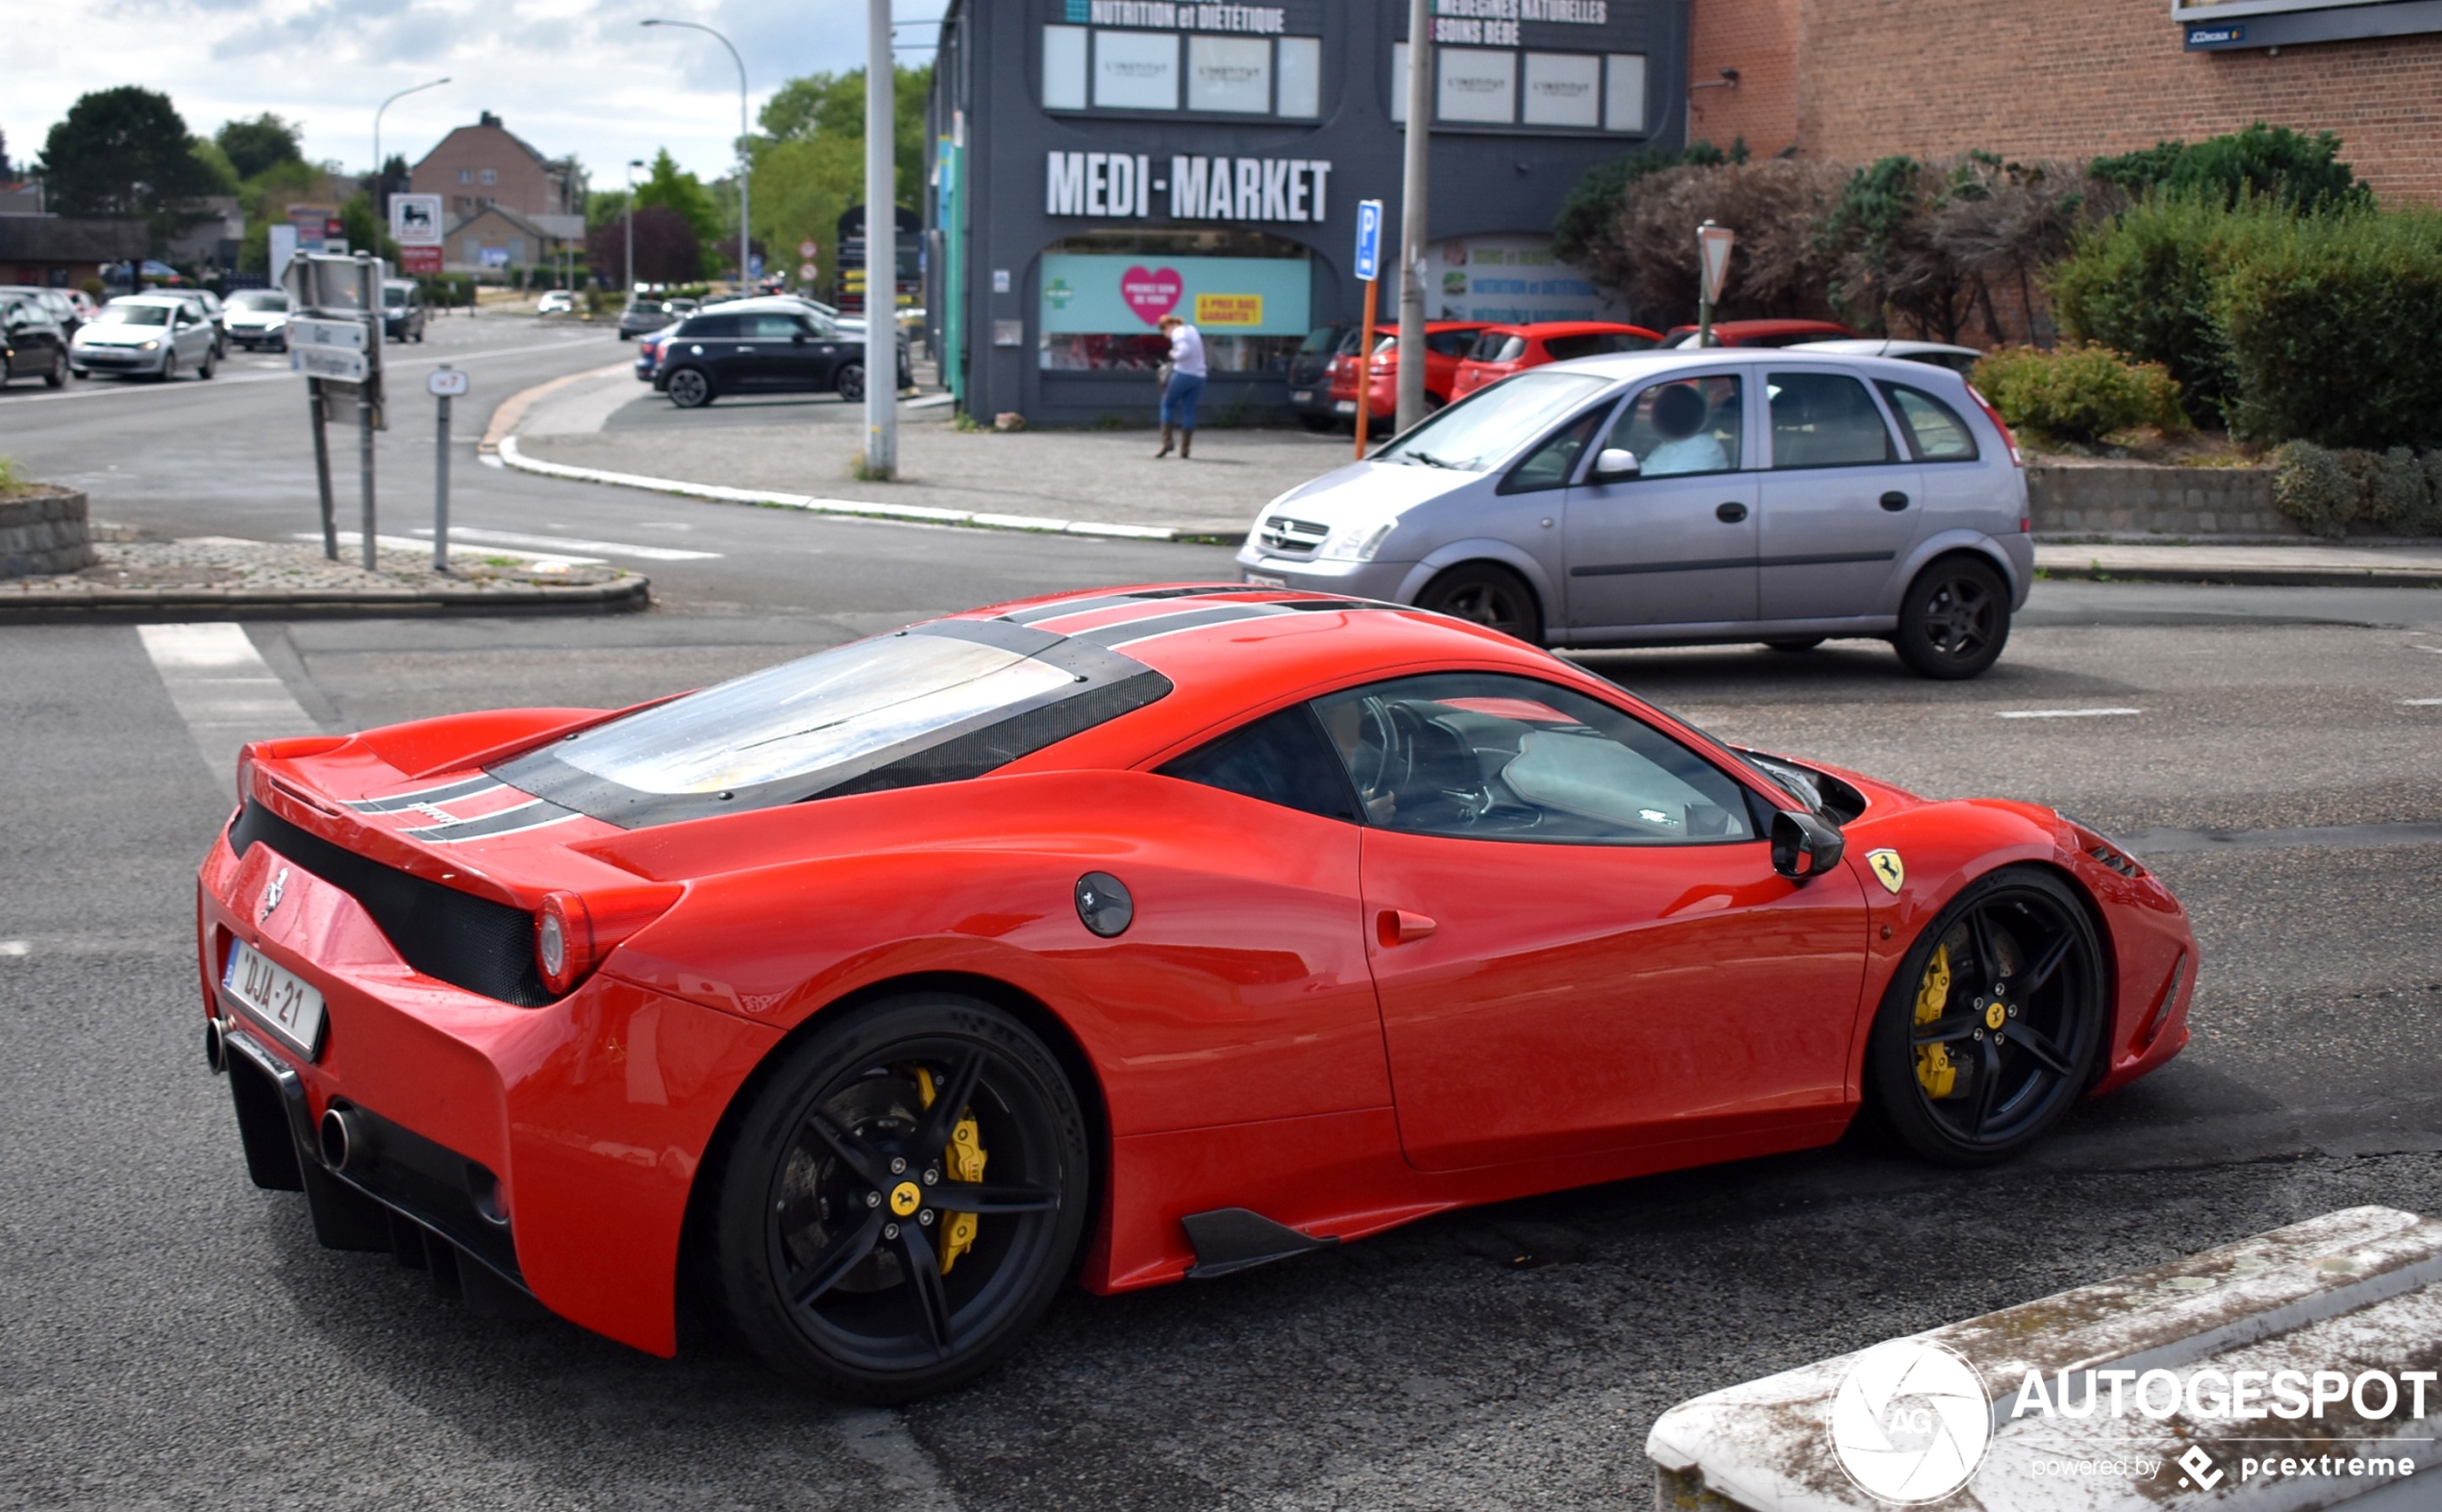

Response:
(1047, 152), (1335, 223)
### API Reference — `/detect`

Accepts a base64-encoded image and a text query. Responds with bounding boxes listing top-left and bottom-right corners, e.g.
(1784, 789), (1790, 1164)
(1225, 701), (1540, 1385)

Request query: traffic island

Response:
(1646, 1205), (2440, 1510)
(0, 484), (99, 580)
(0, 533), (649, 622)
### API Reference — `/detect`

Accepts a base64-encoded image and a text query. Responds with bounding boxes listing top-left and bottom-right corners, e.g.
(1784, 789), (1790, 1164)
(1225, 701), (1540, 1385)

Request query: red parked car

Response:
(1448, 320), (1664, 400)
(1664, 318), (1857, 348)
(198, 584), (2194, 1402)
(1328, 320), (1492, 432)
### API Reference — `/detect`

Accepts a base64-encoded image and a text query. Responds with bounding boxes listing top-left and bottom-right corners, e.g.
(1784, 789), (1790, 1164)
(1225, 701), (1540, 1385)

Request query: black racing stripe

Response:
(999, 584), (1270, 626)
(344, 776), (501, 813)
(404, 799), (583, 844)
(1073, 601), (1300, 646)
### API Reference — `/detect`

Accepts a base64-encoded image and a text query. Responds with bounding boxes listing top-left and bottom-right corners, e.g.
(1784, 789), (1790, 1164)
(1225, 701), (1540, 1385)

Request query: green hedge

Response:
(1971, 344), (2186, 444)
(2269, 439), (2442, 537)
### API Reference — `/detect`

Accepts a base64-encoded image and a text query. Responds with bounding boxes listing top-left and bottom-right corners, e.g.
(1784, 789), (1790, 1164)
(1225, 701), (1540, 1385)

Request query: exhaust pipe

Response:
(319, 1105), (372, 1173)
(204, 1017), (227, 1075)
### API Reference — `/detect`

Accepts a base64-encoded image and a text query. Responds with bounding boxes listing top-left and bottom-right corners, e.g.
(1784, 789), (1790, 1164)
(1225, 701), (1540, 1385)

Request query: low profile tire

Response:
(711, 992), (1090, 1403)
(835, 362), (866, 404)
(1417, 561), (1544, 646)
(1895, 556), (2010, 679)
(1865, 866), (2107, 1167)
(665, 366), (715, 409)
(1763, 636), (1826, 653)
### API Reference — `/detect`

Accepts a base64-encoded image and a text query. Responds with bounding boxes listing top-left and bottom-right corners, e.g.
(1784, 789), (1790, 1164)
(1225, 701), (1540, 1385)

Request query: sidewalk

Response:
(2035, 540), (2442, 587)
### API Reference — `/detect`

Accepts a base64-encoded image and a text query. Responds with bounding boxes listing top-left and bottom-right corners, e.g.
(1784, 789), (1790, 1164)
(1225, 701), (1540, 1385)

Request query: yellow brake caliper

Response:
(913, 1067), (987, 1275)
(1914, 943), (1957, 1099)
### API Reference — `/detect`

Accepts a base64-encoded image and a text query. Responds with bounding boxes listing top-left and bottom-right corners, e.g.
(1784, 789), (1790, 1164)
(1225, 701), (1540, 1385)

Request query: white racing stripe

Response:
(411, 526), (721, 561)
(1994, 707), (2143, 720)
(138, 623), (323, 792)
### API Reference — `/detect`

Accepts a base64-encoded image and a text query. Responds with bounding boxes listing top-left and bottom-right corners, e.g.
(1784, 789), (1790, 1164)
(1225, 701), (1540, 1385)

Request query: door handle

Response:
(1376, 909), (1438, 947)
(1715, 502), (1749, 523)
(1880, 491), (1910, 511)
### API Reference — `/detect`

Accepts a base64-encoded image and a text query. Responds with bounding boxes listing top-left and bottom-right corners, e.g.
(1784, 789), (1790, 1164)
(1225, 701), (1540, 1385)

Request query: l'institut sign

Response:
(1046, 151), (1333, 222)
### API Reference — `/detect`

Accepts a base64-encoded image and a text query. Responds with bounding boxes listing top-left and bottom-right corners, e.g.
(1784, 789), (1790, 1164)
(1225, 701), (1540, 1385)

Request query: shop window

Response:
(1187, 35), (1271, 113)
(1043, 25), (1088, 110)
(1395, 43), (1648, 134)
(1037, 229), (1311, 377)
(1438, 48), (1515, 123)
(1606, 55), (1647, 134)
(1094, 30), (1179, 110)
(1277, 37), (1321, 118)
(1523, 53), (1602, 129)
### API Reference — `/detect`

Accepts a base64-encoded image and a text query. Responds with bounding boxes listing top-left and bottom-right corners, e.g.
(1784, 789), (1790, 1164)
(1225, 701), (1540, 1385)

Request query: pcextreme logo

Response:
(1829, 1340), (1992, 1504)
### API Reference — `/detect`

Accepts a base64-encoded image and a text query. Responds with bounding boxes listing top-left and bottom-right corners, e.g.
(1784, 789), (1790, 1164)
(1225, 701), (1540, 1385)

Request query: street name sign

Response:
(288, 316), (369, 353)
(293, 345), (369, 384)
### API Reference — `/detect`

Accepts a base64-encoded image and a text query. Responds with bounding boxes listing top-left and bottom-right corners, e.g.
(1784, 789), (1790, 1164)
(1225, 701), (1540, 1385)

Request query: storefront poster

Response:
(1427, 234), (1626, 325)
(1039, 253), (1309, 335)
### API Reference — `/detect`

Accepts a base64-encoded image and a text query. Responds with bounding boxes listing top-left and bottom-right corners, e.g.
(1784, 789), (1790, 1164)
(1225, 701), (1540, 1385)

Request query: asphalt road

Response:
(4, 325), (2442, 1509)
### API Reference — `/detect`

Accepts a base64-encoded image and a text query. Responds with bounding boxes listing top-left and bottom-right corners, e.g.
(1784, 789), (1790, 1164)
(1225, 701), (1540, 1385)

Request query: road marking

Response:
(2417, 645), (2442, 655)
(2403, 698), (2442, 706)
(1994, 707), (2143, 719)
(2122, 820), (2442, 855)
(0, 940), (27, 957)
(137, 623), (323, 792)
(411, 526), (721, 560)
(1, 336), (598, 406)
(294, 532), (607, 566)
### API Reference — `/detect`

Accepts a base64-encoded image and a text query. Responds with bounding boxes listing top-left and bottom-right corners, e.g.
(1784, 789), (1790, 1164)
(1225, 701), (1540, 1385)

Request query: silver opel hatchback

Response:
(1235, 350), (2033, 679)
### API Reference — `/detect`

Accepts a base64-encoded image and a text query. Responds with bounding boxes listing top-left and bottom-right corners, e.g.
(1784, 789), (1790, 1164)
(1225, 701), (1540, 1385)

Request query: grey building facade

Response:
(926, 0), (1688, 426)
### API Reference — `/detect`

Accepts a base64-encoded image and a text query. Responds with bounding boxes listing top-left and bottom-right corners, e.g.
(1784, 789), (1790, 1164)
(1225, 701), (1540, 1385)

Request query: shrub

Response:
(2370, 448), (2432, 533)
(1970, 344), (2187, 444)
(2269, 440), (2360, 537)
(2091, 123), (2366, 211)
(2425, 454), (2442, 535)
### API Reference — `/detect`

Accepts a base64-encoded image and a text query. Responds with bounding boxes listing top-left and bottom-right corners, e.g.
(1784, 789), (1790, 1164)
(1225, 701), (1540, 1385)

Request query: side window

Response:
(1472, 332), (1525, 362)
(744, 313), (801, 339)
(1427, 330), (1477, 358)
(1310, 673), (1758, 845)
(1767, 371), (1900, 468)
(1878, 381), (1980, 462)
(1498, 404), (1613, 495)
(1544, 332), (1644, 361)
(1157, 704), (1358, 824)
(684, 314), (742, 339)
(1604, 375), (1743, 478)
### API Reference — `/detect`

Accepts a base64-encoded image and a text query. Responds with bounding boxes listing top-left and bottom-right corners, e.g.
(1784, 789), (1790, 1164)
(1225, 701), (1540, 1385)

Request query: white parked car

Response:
(537, 290), (578, 315)
(223, 288), (291, 352)
(69, 294), (220, 382)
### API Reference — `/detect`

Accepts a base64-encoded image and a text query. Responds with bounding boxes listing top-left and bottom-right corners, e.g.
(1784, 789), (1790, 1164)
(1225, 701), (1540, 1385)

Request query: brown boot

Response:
(1154, 425), (1174, 459)
(1180, 429), (1193, 459)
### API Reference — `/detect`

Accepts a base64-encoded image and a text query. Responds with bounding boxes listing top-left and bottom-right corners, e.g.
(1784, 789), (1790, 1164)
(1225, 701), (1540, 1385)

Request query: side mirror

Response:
(1590, 447), (1641, 482)
(1770, 809), (1846, 882)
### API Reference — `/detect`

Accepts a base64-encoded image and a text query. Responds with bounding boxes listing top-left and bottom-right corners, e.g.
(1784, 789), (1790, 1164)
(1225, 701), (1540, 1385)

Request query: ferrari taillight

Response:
(533, 883), (681, 999)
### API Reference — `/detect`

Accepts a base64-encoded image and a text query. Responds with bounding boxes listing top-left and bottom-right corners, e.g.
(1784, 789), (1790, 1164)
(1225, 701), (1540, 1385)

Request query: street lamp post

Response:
(641, 18), (750, 289)
(624, 158), (645, 300)
(373, 77), (451, 226)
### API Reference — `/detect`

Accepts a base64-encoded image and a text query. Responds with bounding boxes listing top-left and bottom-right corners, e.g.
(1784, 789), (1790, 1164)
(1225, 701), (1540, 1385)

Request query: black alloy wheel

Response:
(835, 362), (866, 404)
(711, 993), (1089, 1402)
(1417, 562), (1544, 646)
(1896, 556), (2010, 679)
(665, 366), (715, 409)
(1866, 866), (2106, 1166)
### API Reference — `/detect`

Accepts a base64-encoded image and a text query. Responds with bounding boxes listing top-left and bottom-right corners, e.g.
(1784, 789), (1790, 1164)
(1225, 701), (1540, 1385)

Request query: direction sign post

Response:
(428, 366), (467, 572)
(1353, 198), (1385, 462)
(1695, 220), (1736, 349)
(284, 252), (386, 565)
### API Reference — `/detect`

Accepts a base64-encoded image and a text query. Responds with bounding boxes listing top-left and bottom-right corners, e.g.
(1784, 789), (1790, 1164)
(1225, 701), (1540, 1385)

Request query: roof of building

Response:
(413, 112), (563, 176)
(0, 216), (150, 261)
(442, 203), (574, 244)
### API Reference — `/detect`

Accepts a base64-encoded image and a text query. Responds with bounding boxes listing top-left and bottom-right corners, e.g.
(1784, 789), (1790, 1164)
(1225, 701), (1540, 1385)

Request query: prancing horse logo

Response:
(259, 866), (289, 920)
(1866, 849), (1906, 894)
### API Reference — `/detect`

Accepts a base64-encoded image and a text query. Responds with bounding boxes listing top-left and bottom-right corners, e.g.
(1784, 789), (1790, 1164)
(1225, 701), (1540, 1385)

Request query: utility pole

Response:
(641, 19), (749, 288)
(862, 0), (898, 479)
(624, 159), (644, 299)
(1395, 0), (1433, 433)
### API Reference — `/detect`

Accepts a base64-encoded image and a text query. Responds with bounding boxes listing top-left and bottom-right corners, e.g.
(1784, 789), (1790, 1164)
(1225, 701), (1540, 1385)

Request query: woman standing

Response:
(1155, 312), (1207, 459)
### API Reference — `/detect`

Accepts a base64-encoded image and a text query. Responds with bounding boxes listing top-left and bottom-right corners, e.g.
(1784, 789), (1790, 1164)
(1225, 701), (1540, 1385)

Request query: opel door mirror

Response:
(1771, 809), (1846, 882)
(1591, 447), (1641, 482)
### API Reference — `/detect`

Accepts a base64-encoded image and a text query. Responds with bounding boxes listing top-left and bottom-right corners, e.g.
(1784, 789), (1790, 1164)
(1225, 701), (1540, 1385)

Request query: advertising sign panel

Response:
(1036, 253), (1311, 335)
(389, 193), (443, 247)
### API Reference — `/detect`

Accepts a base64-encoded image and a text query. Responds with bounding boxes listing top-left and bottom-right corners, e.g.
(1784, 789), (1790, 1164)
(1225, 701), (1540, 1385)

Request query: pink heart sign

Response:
(1120, 265), (1183, 326)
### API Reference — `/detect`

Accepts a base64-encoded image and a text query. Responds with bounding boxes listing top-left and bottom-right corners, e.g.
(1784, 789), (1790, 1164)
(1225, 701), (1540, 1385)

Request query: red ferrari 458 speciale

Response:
(195, 584), (2195, 1400)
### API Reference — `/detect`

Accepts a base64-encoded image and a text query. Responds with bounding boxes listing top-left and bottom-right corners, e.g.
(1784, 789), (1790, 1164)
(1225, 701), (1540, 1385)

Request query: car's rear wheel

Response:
(666, 366), (715, 409)
(1417, 562), (1544, 646)
(711, 992), (1089, 1403)
(836, 362), (866, 403)
(1895, 556), (2010, 679)
(1866, 867), (2106, 1166)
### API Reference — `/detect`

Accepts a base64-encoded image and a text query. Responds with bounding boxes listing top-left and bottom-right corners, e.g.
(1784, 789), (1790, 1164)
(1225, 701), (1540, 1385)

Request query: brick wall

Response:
(1789, 0), (2442, 201)
(411, 124), (561, 225)
(1690, 0), (1801, 156)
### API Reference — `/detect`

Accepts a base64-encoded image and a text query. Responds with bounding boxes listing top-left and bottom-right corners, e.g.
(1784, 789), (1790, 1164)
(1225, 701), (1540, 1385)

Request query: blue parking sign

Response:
(1354, 199), (1383, 284)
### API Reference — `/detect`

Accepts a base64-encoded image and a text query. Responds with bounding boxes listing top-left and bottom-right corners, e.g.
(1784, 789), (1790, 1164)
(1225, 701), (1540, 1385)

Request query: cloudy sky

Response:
(10, 0), (941, 187)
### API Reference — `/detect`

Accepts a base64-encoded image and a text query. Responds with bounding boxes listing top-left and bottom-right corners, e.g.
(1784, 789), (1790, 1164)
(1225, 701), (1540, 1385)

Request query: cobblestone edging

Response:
(0, 486), (98, 579)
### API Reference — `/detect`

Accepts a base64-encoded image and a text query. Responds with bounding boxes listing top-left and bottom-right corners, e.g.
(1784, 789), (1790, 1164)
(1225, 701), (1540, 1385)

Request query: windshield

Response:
(383, 288), (408, 307)
(96, 304), (171, 327)
(1297, 326), (1344, 355)
(1374, 371), (1614, 473)
(229, 290), (287, 310)
(495, 621), (1172, 827)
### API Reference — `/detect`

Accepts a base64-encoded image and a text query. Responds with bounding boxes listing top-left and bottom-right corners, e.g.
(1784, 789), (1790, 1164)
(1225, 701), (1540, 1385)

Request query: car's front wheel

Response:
(1417, 562), (1544, 646)
(665, 367), (715, 409)
(835, 362), (866, 403)
(1895, 556), (2010, 679)
(710, 992), (1090, 1403)
(157, 351), (178, 383)
(198, 345), (216, 381)
(1866, 866), (2106, 1166)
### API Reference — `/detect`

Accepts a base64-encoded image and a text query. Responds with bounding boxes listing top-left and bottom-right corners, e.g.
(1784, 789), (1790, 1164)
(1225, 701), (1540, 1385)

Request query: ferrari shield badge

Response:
(1866, 850), (1905, 894)
(259, 865), (289, 920)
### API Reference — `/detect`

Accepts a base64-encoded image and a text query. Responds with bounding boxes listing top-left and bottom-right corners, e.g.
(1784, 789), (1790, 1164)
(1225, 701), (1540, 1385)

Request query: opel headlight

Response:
(1319, 520), (1396, 562)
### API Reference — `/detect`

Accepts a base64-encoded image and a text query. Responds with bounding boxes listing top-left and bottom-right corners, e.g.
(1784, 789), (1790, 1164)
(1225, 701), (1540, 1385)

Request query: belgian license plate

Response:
(1333, 400), (1356, 414)
(222, 941), (325, 1058)
(1243, 572), (1288, 588)
(1292, 389), (1313, 402)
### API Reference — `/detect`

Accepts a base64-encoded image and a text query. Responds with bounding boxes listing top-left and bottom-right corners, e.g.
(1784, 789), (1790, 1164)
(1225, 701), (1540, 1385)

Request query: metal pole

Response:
(373, 78), (450, 229)
(309, 379), (337, 560)
(434, 384), (452, 573)
(625, 159), (642, 300)
(1396, 0), (1433, 433)
(356, 255), (378, 573)
(863, 0), (897, 479)
(1353, 275), (1380, 462)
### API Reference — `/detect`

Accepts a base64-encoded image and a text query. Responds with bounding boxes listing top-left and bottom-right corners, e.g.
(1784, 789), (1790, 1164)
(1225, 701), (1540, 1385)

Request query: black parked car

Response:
(0, 285), (83, 341)
(655, 308), (875, 409)
(0, 295), (69, 387)
(1286, 323), (1353, 433)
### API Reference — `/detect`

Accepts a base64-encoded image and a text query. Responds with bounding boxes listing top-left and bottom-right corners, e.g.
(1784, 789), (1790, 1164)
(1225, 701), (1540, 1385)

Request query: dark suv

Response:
(656, 308), (883, 409)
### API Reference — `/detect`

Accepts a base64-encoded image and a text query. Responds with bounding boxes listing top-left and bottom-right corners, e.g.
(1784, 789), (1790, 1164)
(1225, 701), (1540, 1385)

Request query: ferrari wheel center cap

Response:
(889, 1181), (922, 1217)
(1984, 1000), (2007, 1031)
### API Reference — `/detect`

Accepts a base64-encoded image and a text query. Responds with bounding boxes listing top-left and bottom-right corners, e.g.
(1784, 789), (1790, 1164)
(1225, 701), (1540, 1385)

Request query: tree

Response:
(635, 150), (724, 246)
(38, 87), (220, 245)
(215, 113), (304, 181)
(2090, 123), (2365, 213)
(338, 194), (401, 264)
(750, 63), (931, 296)
(586, 205), (702, 285)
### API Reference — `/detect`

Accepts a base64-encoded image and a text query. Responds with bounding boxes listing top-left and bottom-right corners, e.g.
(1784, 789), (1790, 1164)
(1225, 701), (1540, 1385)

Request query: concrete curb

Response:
(0, 574), (651, 624)
(2038, 560), (2442, 588)
(480, 361), (633, 454)
(496, 434), (1226, 542)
